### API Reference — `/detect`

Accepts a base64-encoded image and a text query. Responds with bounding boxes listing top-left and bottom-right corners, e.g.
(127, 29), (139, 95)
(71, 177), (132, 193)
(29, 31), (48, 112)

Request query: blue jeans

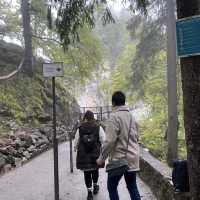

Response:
(107, 171), (141, 200)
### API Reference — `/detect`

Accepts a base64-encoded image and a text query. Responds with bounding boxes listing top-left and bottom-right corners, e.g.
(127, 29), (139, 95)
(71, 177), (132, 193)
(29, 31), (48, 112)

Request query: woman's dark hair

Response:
(83, 110), (94, 121)
(112, 91), (126, 106)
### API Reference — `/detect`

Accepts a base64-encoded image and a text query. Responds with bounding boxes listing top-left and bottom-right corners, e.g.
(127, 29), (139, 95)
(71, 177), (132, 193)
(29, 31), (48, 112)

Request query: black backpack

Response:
(79, 126), (99, 152)
(172, 160), (189, 192)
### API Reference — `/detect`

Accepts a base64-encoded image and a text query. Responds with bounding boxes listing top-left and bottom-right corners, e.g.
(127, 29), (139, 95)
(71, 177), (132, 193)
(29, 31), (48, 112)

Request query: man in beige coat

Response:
(96, 91), (141, 200)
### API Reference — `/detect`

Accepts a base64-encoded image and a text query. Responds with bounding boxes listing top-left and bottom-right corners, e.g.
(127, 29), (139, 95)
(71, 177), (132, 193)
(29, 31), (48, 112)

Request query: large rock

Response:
(0, 147), (9, 155)
(23, 151), (31, 159)
(31, 132), (49, 147)
(37, 114), (51, 123)
(6, 121), (19, 130)
(16, 147), (25, 157)
(6, 146), (17, 156)
(5, 155), (15, 166)
(0, 146), (17, 156)
(0, 138), (12, 147)
(39, 126), (53, 141)
(0, 122), (69, 175)
(14, 157), (22, 167)
(3, 164), (12, 173)
(14, 138), (26, 149)
(27, 145), (36, 153)
(18, 134), (33, 148)
(0, 110), (11, 117)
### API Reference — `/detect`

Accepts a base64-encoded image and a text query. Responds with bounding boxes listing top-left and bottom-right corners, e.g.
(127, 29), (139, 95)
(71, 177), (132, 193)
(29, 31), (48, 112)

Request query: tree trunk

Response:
(21, 0), (33, 76)
(166, 0), (178, 166)
(176, 1), (200, 199)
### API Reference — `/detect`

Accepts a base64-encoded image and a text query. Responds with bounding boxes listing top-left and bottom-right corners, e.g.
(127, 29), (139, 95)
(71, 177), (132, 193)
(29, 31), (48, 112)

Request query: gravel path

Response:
(0, 143), (157, 200)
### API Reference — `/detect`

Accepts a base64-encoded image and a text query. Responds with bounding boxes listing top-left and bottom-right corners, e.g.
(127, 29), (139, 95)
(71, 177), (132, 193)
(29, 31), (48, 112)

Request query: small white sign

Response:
(43, 63), (64, 77)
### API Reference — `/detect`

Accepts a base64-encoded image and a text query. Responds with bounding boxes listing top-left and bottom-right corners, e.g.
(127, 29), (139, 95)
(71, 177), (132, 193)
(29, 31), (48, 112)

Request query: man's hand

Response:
(96, 158), (104, 166)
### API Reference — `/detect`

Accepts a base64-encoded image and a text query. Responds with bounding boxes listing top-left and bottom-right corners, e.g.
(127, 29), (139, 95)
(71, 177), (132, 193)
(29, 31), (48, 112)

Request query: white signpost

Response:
(43, 62), (63, 200)
(43, 63), (64, 77)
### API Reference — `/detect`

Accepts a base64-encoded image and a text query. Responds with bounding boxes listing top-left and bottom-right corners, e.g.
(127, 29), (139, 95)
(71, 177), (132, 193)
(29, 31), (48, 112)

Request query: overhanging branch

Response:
(32, 34), (62, 45)
(0, 57), (24, 81)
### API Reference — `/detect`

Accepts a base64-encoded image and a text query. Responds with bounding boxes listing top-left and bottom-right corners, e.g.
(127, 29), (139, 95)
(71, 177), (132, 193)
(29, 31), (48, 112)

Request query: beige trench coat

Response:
(100, 105), (140, 171)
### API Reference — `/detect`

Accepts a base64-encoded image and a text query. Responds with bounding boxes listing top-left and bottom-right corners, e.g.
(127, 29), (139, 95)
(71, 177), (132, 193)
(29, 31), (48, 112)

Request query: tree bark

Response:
(176, 1), (200, 199)
(166, 0), (178, 166)
(21, 0), (33, 76)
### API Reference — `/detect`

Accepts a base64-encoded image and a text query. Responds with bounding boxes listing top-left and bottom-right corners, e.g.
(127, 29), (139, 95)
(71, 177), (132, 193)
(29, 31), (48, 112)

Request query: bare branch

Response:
(32, 34), (62, 45)
(0, 58), (24, 81)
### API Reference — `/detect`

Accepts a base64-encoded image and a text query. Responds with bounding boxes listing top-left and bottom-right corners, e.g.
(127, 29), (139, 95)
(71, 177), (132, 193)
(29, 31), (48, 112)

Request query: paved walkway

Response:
(0, 143), (157, 200)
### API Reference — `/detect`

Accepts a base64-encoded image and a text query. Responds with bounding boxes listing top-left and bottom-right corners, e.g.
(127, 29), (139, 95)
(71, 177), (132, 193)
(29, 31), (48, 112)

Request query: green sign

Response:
(176, 15), (200, 57)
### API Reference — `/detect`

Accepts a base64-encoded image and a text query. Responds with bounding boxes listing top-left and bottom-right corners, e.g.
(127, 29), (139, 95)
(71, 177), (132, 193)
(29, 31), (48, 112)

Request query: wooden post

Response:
(83, 107), (86, 115)
(107, 105), (110, 118)
(69, 131), (73, 173)
(100, 107), (103, 121)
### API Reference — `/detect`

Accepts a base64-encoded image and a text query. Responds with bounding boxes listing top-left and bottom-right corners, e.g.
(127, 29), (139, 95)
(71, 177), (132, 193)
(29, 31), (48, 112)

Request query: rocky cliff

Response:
(0, 40), (80, 129)
(0, 40), (80, 174)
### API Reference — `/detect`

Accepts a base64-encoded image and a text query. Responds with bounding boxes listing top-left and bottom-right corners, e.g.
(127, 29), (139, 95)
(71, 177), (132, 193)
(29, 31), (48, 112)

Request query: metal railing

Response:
(79, 105), (138, 121)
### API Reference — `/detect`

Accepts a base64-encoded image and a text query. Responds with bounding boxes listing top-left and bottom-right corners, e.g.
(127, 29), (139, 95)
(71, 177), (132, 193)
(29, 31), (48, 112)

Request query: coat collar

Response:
(112, 105), (129, 112)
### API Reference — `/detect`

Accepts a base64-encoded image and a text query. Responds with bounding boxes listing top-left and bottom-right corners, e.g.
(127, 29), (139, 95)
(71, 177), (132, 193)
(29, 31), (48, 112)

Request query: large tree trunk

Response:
(166, 0), (178, 166)
(176, 1), (200, 199)
(21, 0), (33, 76)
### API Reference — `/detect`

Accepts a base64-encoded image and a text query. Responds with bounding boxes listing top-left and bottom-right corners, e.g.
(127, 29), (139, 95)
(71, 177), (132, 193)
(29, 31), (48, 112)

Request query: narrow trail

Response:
(0, 143), (157, 200)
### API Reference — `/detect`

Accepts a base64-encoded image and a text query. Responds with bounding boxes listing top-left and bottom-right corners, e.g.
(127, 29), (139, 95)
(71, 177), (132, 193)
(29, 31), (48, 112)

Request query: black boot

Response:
(87, 190), (93, 200)
(93, 184), (99, 195)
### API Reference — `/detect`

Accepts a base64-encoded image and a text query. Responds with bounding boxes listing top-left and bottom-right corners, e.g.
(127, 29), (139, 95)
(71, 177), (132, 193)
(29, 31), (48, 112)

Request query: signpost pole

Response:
(107, 105), (110, 119)
(100, 107), (103, 121)
(52, 77), (59, 200)
(43, 63), (63, 200)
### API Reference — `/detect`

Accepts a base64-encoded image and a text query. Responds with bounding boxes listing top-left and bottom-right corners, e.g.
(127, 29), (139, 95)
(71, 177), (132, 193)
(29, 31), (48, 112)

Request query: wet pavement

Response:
(0, 143), (157, 200)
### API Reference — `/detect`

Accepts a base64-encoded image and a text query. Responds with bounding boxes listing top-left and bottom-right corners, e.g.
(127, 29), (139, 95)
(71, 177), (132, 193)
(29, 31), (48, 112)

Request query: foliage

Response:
(30, 0), (104, 85)
(0, 67), (78, 128)
(0, 77), (43, 122)
(94, 9), (132, 68)
(111, 44), (136, 94)
(100, 43), (136, 104)
(0, 0), (103, 87)
(0, 0), (21, 40)
(125, 2), (186, 161)
(101, 7), (185, 161)
(139, 51), (168, 160)
(0, 39), (80, 130)
(41, 26), (103, 87)
(127, 0), (166, 98)
(139, 51), (186, 160)
(48, 0), (149, 48)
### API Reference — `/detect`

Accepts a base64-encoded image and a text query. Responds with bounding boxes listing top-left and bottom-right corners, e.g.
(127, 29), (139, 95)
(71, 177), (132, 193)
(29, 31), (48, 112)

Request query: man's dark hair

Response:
(112, 91), (126, 106)
(83, 110), (94, 121)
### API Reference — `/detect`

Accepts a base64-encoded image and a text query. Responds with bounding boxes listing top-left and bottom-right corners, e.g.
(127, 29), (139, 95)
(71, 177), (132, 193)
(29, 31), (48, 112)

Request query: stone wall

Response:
(139, 147), (190, 200)
(0, 123), (68, 175)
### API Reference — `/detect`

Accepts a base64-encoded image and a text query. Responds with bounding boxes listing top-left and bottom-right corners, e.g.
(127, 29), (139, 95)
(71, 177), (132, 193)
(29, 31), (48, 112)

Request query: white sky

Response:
(108, 1), (123, 12)
(108, 0), (131, 15)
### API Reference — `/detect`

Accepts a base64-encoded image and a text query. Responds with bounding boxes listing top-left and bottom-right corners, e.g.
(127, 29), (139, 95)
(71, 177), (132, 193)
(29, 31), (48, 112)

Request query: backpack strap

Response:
(125, 113), (132, 158)
(115, 109), (132, 157)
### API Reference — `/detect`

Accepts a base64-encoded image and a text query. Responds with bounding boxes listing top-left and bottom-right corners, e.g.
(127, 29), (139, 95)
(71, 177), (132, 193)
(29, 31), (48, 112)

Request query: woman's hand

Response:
(96, 158), (104, 166)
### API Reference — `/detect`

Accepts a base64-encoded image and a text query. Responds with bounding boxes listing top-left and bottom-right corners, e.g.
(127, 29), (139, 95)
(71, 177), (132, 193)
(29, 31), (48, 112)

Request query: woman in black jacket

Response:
(74, 110), (105, 200)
